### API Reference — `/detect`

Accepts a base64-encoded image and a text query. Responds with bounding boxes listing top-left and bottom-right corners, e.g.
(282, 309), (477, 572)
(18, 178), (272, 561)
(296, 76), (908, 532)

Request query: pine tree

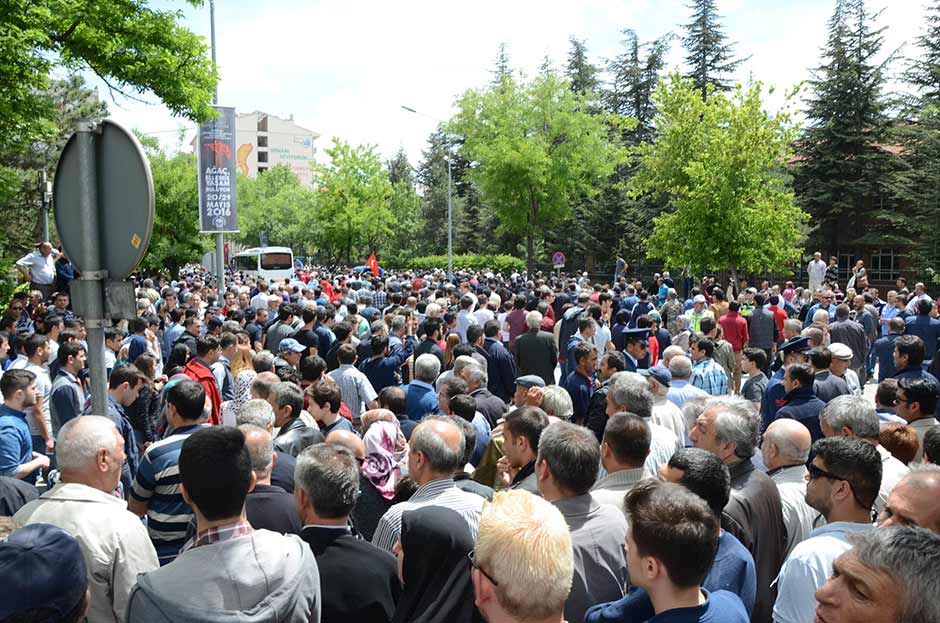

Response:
(566, 37), (599, 97)
(415, 130), (451, 255)
(794, 0), (907, 255)
(682, 0), (748, 100)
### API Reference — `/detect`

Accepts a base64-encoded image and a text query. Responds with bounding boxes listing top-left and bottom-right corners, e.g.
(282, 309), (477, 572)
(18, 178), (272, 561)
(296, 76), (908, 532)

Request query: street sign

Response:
(198, 106), (239, 233)
(54, 119), (154, 281)
(552, 251), (566, 269)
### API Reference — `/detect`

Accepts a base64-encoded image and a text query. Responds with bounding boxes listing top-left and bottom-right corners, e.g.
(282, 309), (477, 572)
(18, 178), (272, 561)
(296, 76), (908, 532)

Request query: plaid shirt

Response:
(691, 357), (729, 396)
(372, 290), (387, 309)
(180, 519), (254, 553)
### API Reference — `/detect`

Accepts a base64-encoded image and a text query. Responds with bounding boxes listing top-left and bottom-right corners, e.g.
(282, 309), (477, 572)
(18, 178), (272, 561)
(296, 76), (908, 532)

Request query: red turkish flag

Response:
(366, 252), (379, 277)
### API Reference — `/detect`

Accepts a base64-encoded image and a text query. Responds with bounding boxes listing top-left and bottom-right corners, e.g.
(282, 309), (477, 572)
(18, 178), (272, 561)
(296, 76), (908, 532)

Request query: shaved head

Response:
(762, 418), (812, 468)
(325, 430), (365, 461)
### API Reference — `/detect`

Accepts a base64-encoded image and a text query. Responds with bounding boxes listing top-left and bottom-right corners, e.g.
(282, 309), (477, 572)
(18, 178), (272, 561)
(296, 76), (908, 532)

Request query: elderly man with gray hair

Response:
(689, 395), (786, 623)
(820, 394), (909, 514)
(606, 371), (679, 475)
(240, 423), (302, 534)
(514, 309), (558, 386)
(15, 416), (158, 623)
(761, 418), (816, 556)
(666, 354), (707, 410)
(404, 353), (442, 421)
(238, 398), (297, 493)
(460, 358), (507, 428)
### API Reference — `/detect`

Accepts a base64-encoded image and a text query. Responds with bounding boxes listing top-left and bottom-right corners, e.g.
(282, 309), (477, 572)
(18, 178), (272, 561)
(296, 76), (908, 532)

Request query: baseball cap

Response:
(828, 343), (853, 360)
(0, 524), (88, 619)
(639, 364), (672, 387)
(515, 374), (546, 389)
(278, 338), (306, 353)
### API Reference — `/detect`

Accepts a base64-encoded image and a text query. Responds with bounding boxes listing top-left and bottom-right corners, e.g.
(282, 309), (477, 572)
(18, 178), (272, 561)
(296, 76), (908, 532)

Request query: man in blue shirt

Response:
(802, 291), (837, 329)
(903, 298), (940, 363)
(128, 379), (208, 565)
(563, 341), (597, 426)
(403, 354), (441, 422)
(360, 328), (415, 394)
(588, 448), (757, 622)
(0, 369), (48, 483)
(873, 317), (904, 382)
(587, 479), (749, 623)
(761, 336), (813, 432)
(308, 379), (356, 436)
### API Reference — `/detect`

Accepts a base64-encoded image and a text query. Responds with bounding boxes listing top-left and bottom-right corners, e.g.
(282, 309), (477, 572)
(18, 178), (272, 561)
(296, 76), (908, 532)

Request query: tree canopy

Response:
(632, 74), (807, 278)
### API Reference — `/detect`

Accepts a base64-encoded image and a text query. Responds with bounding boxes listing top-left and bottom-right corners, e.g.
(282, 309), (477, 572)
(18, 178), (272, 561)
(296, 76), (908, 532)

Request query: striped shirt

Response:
(328, 364), (378, 418)
(691, 358), (729, 396)
(371, 478), (484, 552)
(131, 424), (206, 564)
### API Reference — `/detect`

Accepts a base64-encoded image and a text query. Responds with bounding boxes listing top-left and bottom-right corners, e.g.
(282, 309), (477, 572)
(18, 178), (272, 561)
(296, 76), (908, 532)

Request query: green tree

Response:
(682, 0), (748, 100)
(312, 139), (393, 264)
(631, 74), (807, 281)
(566, 37), (600, 98)
(236, 165), (318, 254)
(794, 0), (907, 253)
(0, 75), (107, 259)
(415, 129), (452, 255)
(1, 0), (218, 154)
(383, 148), (422, 258)
(137, 135), (210, 275)
(448, 66), (629, 274)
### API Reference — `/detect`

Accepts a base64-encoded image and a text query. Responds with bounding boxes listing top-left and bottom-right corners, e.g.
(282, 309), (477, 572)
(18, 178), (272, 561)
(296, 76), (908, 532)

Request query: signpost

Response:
(54, 119), (154, 415)
(552, 251), (566, 270)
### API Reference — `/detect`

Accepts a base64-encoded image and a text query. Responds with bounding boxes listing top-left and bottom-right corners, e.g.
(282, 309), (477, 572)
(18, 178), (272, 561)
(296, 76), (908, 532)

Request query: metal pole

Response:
(38, 171), (50, 242)
(446, 152), (453, 280)
(74, 124), (109, 415)
(210, 0), (225, 300)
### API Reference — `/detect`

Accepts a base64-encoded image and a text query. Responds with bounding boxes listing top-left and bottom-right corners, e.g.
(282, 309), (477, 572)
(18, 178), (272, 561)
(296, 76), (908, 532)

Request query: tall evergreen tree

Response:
(794, 0), (907, 255)
(608, 30), (672, 144)
(566, 37), (599, 97)
(682, 0), (747, 100)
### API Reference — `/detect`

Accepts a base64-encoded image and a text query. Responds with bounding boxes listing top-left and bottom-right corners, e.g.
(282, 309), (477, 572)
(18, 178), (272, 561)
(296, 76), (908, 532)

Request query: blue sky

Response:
(86, 0), (928, 166)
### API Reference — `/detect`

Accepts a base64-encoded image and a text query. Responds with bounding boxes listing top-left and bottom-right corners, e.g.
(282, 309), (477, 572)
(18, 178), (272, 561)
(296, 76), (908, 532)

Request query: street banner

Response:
(198, 106), (239, 232)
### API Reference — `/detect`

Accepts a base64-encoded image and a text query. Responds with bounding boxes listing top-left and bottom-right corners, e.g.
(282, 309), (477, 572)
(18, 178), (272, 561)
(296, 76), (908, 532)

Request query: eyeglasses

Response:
(9, 307), (23, 312)
(807, 463), (841, 481)
(468, 550), (499, 586)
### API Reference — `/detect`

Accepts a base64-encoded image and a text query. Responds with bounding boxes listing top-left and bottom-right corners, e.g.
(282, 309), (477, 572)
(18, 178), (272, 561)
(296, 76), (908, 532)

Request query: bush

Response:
(385, 253), (525, 274)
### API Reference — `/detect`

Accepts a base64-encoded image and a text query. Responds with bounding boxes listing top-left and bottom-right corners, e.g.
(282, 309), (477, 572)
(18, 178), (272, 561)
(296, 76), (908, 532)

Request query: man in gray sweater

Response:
(126, 426), (320, 623)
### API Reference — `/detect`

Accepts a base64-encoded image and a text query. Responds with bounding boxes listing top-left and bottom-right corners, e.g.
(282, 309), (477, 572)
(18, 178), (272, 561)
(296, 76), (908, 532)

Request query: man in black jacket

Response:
(241, 424), (302, 534)
(586, 352), (626, 442)
(515, 310), (558, 386)
(268, 381), (323, 457)
(297, 443), (401, 623)
(482, 320), (517, 402)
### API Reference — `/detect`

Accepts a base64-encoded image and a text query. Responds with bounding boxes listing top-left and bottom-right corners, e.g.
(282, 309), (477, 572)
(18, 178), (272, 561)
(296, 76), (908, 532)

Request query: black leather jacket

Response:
(274, 417), (324, 458)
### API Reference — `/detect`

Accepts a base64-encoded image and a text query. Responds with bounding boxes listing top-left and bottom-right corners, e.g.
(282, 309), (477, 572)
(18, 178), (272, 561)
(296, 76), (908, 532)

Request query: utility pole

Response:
(37, 171), (51, 242)
(210, 0), (226, 300)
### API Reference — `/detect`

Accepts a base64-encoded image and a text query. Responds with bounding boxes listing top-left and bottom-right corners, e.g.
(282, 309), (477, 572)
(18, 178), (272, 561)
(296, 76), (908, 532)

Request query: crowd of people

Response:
(1, 242), (940, 623)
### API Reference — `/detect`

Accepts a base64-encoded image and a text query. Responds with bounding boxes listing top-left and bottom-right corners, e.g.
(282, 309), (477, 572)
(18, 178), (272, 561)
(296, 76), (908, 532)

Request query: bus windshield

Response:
(260, 252), (293, 270)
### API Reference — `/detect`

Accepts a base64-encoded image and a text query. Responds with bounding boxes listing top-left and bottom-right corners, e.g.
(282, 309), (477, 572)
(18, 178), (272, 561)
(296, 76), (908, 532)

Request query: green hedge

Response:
(385, 254), (525, 274)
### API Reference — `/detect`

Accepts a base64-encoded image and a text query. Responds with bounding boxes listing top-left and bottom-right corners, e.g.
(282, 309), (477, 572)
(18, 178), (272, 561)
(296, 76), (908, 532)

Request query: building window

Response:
(869, 248), (898, 282)
(257, 151), (268, 163)
(258, 136), (268, 147)
(257, 166), (268, 174)
(257, 115), (268, 132)
(838, 252), (854, 282)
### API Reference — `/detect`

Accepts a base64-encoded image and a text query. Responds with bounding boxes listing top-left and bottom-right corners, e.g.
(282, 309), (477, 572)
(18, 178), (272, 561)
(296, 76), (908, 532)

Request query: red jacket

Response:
(771, 305), (787, 335)
(183, 358), (221, 425)
(718, 310), (749, 352)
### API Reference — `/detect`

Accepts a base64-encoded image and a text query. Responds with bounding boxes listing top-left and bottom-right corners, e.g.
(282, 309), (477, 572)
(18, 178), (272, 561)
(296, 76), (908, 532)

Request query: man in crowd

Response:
(15, 416), (159, 622)
(361, 326), (415, 394)
(0, 369), (48, 482)
(128, 380), (208, 564)
(404, 354), (441, 421)
(762, 336), (813, 431)
(126, 426), (321, 621)
(104, 364), (143, 496)
(372, 417), (484, 551)
(719, 300), (749, 393)
(690, 396), (786, 623)
(514, 310), (557, 386)
(472, 490), (574, 623)
(564, 341), (597, 426)
(776, 363), (826, 442)
(666, 355), (708, 409)
(895, 376), (940, 462)
(810, 347), (851, 403)
(814, 528), (940, 623)
(607, 371), (679, 474)
(591, 413), (650, 512)
(240, 424), (302, 534)
(21, 334), (53, 463)
(689, 337), (729, 396)
(874, 317), (905, 382)
(15, 241), (58, 299)
(829, 305), (870, 386)
(877, 466), (940, 533)
(296, 443), (401, 623)
(182, 336), (222, 425)
(536, 421), (628, 623)
(773, 436), (882, 623)
(328, 343), (378, 420)
(461, 359), (506, 428)
(586, 351), (627, 442)
(498, 405), (549, 494)
(269, 381), (323, 457)
(483, 319), (516, 402)
(49, 342), (87, 436)
(903, 298), (940, 362)
(761, 419), (816, 556)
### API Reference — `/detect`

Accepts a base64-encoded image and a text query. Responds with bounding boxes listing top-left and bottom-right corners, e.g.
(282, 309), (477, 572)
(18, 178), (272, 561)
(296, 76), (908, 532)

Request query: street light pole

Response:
(210, 0), (225, 300)
(401, 105), (453, 280)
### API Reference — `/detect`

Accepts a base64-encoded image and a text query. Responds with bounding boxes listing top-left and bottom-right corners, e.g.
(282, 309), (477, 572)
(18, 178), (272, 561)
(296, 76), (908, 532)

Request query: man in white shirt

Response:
(16, 242), (58, 300)
(607, 371), (678, 475)
(807, 251), (827, 294)
(22, 335), (53, 458)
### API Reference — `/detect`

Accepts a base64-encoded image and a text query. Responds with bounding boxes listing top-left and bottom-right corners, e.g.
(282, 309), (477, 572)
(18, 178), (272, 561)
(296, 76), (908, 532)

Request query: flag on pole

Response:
(366, 251), (379, 277)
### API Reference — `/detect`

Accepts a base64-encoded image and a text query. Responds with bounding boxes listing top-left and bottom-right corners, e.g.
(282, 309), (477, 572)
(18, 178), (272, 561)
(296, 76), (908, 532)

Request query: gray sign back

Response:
(54, 119), (154, 281)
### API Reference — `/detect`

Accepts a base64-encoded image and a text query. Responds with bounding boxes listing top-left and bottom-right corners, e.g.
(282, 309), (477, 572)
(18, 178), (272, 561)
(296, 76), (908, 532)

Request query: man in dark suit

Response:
(515, 310), (558, 386)
(297, 443), (401, 623)
(482, 319), (517, 402)
(241, 425), (302, 535)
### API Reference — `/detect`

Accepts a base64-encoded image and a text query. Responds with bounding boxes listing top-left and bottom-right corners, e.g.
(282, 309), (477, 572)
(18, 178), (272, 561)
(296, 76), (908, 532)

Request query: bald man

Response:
(762, 419), (817, 556)
(240, 424), (302, 534)
(371, 416), (483, 552)
(325, 430), (365, 461)
(878, 467), (940, 534)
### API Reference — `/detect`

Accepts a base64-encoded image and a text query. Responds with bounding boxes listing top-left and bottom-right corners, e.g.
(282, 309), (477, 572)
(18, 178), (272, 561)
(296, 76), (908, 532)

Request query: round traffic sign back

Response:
(552, 251), (566, 268)
(54, 119), (154, 281)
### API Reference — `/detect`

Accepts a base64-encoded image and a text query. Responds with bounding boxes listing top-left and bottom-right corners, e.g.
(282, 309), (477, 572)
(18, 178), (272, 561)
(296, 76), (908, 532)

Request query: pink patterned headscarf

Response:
(361, 420), (403, 500)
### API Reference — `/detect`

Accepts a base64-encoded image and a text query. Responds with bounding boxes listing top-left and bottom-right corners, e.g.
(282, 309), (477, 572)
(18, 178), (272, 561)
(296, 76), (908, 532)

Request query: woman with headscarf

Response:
(392, 506), (482, 623)
(671, 315), (694, 353)
(220, 366), (256, 426)
(659, 288), (683, 335)
(354, 419), (405, 541)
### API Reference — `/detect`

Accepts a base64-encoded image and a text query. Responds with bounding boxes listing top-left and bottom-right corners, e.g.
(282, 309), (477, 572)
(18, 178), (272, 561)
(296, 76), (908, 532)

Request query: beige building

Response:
(234, 111), (319, 187)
